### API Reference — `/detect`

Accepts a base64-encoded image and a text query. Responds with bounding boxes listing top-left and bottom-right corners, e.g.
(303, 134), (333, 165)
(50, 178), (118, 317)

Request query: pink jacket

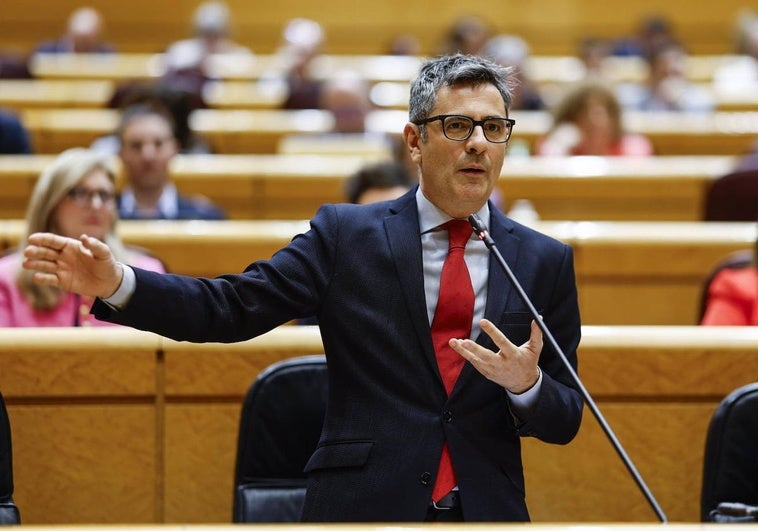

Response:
(0, 251), (165, 327)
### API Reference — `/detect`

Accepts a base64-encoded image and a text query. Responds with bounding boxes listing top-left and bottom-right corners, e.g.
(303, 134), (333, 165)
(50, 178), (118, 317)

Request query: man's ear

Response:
(402, 122), (423, 165)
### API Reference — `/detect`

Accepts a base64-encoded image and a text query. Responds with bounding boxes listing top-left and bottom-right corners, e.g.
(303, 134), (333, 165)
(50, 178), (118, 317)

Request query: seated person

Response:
(535, 81), (653, 156)
(0, 148), (164, 327)
(278, 72), (397, 157)
(163, 1), (253, 74)
(701, 246), (757, 326)
(92, 83), (211, 155)
(34, 7), (115, 54)
(0, 109), (32, 154)
(344, 161), (413, 205)
(259, 18), (326, 110)
(483, 34), (544, 110)
(116, 104), (226, 220)
(617, 41), (714, 113)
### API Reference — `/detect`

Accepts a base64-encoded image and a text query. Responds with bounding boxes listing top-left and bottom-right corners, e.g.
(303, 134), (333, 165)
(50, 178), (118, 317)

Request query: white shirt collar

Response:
(415, 187), (490, 235)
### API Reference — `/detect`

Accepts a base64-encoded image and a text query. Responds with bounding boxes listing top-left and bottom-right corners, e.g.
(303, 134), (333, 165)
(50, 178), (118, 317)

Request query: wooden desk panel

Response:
(0, 79), (113, 111)
(1, 220), (753, 325)
(25, 52), (748, 86)
(3, 326), (756, 523)
(0, 154), (735, 221)
(18, 107), (758, 155)
(1, 328), (161, 523)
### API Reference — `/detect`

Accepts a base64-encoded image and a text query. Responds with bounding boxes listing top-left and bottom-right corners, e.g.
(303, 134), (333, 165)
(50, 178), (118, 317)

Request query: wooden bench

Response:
(19, 107), (758, 155)
(25, 52), (751, 85)
(1, 219), (753, 325)
(1, 325), (756, 523)
(0, 154), (736, 221)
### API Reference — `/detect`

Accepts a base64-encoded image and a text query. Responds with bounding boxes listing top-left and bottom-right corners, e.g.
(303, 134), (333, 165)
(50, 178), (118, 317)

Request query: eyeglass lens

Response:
(443, 116), (511, 143)
(68, 188), (116, 206)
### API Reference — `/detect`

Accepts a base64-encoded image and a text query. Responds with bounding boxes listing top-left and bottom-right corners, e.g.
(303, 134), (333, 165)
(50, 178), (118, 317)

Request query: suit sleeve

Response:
(92, 205), (339, 342)
(514, 243), (583, 445)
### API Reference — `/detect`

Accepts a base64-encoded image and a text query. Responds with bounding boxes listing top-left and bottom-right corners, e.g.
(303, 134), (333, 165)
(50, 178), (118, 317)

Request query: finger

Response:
(27, 232), (71, 251)
(22, 258), (62, 274)
(23, 245), (59, 262)
(79, 234), (110, 260)
(449, 338), (481, 363)
(31, 271), (60, 287)
(525, 319), (544, 354)
(480, 318), (517, 354)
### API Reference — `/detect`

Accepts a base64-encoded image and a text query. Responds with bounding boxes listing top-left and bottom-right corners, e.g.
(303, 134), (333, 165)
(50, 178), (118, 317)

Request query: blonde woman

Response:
(0, 148), (165, 326)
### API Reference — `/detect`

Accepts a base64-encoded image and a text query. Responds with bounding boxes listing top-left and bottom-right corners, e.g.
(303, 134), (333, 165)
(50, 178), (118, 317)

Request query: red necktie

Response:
(430, 219), (474, 502)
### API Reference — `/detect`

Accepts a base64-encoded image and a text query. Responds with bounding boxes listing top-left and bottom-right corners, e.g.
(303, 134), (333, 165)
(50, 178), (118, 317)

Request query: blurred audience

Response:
(713, 10), (758, 87)
(701, 246), (757, 326)
(535, 81), (653, 156)
(578, 37), (613, 78)
(0, 109), (32, 154)
(92, 83), (211, 155)
(438, 14), (491, 56)
(116, 104), (225, 220)
(344, 160), (413, 204)
(611, 14), (678, 58)
(387, 34), (422, 56)
(34, 7), (115, 54)
(319, 73), (374, 133)
(617, 41), (714, 112)
(278, 71), (397, 157)
(483, 34), (544, 110)
(259, 17), (326, 110)
(0, 51), (32, 79)
(0, 148), (165, 327)
(163, 1), (253, 72)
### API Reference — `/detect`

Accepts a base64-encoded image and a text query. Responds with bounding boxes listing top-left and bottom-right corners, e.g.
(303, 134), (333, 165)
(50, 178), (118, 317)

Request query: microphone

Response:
(716, 502), (758, 517)
(467, 213), (668, 523)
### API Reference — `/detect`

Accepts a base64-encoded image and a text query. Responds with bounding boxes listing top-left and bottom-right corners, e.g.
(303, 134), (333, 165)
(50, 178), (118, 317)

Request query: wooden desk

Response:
(1, 219), (753, 325)
(20, 107), (758, 156)
(19, 108), (340, 154)
(26, 52), (747, 86)
(0, 154), (735, 221)
(0, 79), (114, 111)
(2, 326), (757, 523)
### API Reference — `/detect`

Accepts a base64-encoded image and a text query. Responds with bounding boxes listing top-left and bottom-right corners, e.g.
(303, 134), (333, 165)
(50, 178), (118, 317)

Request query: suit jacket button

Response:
(420, 472), (432, 485)
(443, 410), (453, 423)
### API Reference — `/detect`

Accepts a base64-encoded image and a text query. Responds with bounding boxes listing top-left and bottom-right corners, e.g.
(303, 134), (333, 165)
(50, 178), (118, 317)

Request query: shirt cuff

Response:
(506, 367), (543, 413)
(102, 263), (136, 310)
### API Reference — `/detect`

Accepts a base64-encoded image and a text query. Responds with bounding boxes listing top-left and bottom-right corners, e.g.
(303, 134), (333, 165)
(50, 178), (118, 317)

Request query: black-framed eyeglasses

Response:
(67, 187), (117, 207)
(413, 114), (516, 143)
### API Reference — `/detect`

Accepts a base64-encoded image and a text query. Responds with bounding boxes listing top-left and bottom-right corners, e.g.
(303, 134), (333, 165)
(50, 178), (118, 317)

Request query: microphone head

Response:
(467, 213), (487, 235)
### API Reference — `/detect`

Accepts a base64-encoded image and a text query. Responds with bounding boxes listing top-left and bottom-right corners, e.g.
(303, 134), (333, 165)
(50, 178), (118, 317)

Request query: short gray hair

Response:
(408, 54), (514, 127)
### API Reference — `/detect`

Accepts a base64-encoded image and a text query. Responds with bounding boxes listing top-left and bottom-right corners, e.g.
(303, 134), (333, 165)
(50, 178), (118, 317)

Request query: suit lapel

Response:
(384, 192), (442, 385)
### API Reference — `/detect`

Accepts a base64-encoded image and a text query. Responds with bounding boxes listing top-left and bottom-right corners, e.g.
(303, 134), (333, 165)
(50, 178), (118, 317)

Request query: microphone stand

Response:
(468, 213), (668, 523)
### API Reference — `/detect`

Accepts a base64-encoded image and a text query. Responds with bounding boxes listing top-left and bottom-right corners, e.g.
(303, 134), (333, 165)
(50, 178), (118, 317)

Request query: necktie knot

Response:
(441, 219), (472, 251)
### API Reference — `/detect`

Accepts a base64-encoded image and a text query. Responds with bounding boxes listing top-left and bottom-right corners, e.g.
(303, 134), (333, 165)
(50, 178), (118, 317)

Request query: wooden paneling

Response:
(17, 107), (758, 155)
(1, 326), (757, 523)
(0, 0), (748, 55)
(1, 327), (160, 523)
(0, 154), (733, 221)
(1, 220), (753, 325)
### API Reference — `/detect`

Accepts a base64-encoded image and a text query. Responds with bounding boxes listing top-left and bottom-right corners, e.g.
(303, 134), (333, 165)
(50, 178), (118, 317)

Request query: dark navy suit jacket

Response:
(93, 187), (583, 522)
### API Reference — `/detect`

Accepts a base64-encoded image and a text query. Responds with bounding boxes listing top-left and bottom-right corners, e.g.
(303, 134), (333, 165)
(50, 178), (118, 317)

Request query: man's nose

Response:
(465, 124), (488, 153)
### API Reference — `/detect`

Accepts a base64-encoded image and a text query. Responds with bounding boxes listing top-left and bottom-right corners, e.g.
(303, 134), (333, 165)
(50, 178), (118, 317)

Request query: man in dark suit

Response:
(23, 54), (583, 522)
(115, 104), (225, 220)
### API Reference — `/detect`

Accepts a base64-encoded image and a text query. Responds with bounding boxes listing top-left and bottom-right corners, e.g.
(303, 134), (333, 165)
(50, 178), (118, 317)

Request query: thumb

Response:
(527, 318), (544, 354)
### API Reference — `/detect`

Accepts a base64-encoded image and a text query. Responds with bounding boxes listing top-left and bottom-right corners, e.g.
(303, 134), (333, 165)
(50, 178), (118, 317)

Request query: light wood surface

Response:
(0, 0), (749, 55)
(1, 220), (753, 325)
(22, 53), (753, 85)
(17, 107), (758, 155)
(0, 154), (736, 221)
(1, 326), (757, 524)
